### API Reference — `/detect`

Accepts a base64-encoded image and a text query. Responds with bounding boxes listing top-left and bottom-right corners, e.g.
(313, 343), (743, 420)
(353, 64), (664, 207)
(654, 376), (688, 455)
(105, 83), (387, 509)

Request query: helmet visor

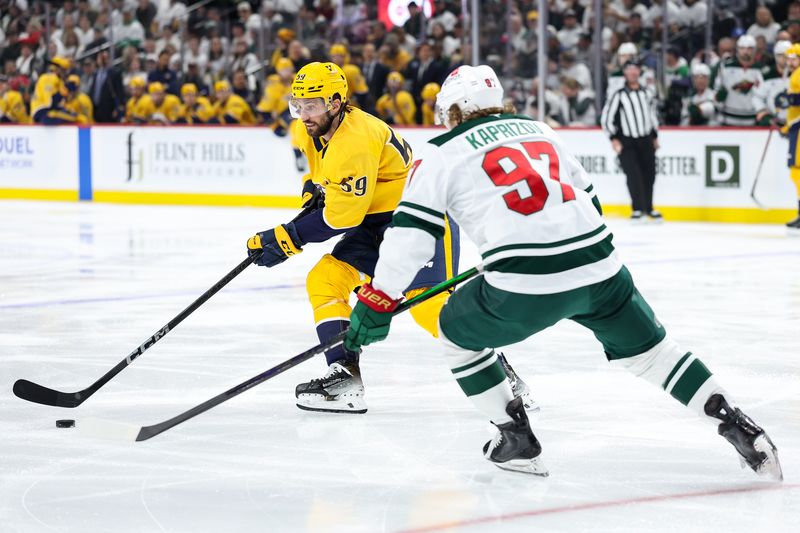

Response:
(289, 97), (329, 119)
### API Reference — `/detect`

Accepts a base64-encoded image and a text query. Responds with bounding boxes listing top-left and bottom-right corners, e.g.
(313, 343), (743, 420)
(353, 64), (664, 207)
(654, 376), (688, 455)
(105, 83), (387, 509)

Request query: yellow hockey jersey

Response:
(134, 93), (182, 123)
(292, 105), (412, 229)
(65, 92), (94, 124)
(30, 72), (66, 118)
(0, 90), (29, 123)
(785, 66), (800, 131)
(376, 90), (417, 125)
(215, 94), (256, 125)
(421, 102), (435, 126)
(256, 76), (290, 117)
(179, 96), (215, 124)
(125, 95), (147, 122)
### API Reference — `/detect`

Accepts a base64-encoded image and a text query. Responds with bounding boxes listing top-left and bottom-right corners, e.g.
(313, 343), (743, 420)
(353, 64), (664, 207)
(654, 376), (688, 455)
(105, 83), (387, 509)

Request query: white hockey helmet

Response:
(618, 42), (638, 57)
(691, 63), (711, 77)
(774, 40), (792, 57)
(736, 34), (756, 49)
(435, 65), (504, 129)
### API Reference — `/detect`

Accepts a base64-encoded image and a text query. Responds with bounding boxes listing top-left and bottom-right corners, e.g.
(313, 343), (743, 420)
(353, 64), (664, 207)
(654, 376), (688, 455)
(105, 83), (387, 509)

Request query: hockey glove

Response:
(714, 87), (728, 103)
(247, 222), (303, 267)
(301, 179), (325, 210)
(345, 283), (400, 352)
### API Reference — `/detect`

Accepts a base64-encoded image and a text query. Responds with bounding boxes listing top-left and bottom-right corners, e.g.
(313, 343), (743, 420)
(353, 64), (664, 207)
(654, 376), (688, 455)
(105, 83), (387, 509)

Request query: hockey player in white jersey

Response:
(754, 40), (792, 126)
(682, 63), (718, 125)
(344, 65), (783, 480)
(714, 35), (765, 125)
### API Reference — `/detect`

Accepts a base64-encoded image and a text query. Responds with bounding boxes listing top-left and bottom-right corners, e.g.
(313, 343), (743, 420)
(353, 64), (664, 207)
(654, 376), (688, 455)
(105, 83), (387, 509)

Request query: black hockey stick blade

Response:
(13, 253), (259, 408)
(13, 206), (316, 409)
(83, 266), (483, 442)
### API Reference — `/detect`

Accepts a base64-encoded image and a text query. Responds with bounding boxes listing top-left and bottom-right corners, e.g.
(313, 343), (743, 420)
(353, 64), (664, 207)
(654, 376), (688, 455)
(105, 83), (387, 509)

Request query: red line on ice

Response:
(396, 483), (799, 533)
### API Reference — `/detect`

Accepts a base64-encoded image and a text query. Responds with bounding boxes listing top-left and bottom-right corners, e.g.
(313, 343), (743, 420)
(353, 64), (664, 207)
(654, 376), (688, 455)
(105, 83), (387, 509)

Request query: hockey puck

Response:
(56, 419), (75, 428)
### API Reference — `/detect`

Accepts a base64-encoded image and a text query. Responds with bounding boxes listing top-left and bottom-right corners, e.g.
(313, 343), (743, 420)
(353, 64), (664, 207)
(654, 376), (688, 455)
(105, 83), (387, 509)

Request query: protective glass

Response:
(289, 97), (329, 119)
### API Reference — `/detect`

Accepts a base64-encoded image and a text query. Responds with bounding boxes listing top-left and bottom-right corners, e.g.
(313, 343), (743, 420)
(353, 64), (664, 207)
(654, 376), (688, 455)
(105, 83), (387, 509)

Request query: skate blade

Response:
(493, 457), (549, 477)
(296, 395), (367, 414)
(517, 391), (541, 413)
(754, 435), (784, 482)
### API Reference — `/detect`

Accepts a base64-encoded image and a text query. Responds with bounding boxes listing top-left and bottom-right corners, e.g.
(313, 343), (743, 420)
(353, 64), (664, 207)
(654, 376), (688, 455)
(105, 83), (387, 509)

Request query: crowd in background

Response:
(0, 0), (798, 129)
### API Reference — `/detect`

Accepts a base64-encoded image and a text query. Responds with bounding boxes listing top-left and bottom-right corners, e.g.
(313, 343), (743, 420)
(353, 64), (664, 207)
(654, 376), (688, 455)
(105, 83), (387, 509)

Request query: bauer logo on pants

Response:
(705, 146), (740, 188)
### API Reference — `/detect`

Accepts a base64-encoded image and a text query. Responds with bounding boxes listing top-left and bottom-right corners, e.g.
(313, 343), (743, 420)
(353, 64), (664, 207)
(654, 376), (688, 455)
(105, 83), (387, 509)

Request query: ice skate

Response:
(786, 215), (800, 235)
(483, 397), (548, 476)
(705, 394), (783, 481)
(497, 352), (539, 412)
(647, 210), (664, 223)
(295, 361), (367, 414)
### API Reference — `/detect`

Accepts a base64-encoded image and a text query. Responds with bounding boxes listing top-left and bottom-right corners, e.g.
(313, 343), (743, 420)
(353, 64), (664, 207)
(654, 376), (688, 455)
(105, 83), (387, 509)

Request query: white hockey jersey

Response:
(681, 87), (718, 126)
(373, 114), (622, 297)
(713, 57), (765, 125)
(753, 64), (788, 123)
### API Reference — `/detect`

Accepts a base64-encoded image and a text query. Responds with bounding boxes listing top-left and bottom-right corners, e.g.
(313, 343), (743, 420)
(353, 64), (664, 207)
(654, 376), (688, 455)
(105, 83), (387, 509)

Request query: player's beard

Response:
(305, 110), (336, 138)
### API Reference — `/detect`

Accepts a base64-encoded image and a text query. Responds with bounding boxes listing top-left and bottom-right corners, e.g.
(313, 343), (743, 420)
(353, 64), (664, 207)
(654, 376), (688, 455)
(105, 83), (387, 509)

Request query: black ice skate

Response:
(497, 352), (539, 412)
(483, 397), (548, 476)
(704, 394), (783, 481)
(295, 361), (367, 414)
(786, 215), (800, 231)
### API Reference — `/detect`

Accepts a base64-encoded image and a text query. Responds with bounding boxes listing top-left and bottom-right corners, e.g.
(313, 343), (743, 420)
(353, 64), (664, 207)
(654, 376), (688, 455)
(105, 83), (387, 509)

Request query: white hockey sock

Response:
(611, 337), (728, 422)
(441, 333), (514, 425)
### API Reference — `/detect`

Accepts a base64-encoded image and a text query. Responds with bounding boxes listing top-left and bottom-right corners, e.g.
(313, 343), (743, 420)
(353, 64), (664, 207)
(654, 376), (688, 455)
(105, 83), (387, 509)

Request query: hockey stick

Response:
(13, 206), (314, 408)
(82, 265), (484, 442)
(750, 127), (774, 210)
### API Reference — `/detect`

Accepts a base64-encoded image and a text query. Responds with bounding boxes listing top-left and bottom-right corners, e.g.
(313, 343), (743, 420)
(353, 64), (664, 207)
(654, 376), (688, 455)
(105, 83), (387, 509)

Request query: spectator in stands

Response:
(429, 22), (459, 59)
(155, 24), (181, 56)
(286, 39), (310, 70)
(182, 59), (209, 96)
(554, 76), (596, 127)
(557, 9), (582, 52)
(256, 57), (293, 134)
(405, 42), (445, 106)
(229, 39), (259, 93)
(682, 63), (717, 126)
(559, 50), (593, 93)
(608, 0), (648, 33)
(157, 0), (187, 32)
(114, 6), (145, 50)
(89, 41), (125, 123)
(379, 33), (411, 73)
(376, 71), (416, 125)
(148, 49), (179, 95)
(524, 77), (560, 127)
(404, 2), (425, 41)
(213, 79), (256, 125)
(678, 0), (708, 31)
(232, 68), (254, 107)
(121, 49), (146, 88)
(207, 37), (228, 81)
(136, 0), (158, 38)
(16, 43), (37, 79)
(429, 0), (457, 33)
(329, 43), (349, 67)
(361, 42), (388, 106)
(748, 5), (781, 45)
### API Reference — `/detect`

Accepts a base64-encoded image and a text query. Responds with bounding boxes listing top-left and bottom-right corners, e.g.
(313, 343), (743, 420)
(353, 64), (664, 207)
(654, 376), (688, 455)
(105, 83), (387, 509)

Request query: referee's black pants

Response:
(619, 136), (656, 213)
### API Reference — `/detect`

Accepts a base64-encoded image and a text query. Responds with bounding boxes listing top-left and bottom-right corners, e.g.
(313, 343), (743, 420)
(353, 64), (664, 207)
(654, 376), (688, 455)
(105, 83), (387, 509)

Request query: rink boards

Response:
(0, 124), (796, 223)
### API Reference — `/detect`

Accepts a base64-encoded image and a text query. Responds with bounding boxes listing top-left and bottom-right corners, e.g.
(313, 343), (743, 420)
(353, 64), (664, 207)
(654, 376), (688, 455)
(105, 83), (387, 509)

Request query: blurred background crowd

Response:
(0, 0), (797, 129)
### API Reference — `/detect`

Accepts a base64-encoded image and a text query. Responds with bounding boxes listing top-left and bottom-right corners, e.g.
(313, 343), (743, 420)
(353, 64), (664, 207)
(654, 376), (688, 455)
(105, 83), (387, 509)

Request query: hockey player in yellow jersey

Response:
(256, 58), (294, 134)
(64, 74), (93, 124)
(421, 82), (440, 125)
(376, 71), (416, 125)
(176, 83), (214, 124)
(0, 75), (29, 123)
(31, 57), (82, 124)
(132, 82), (181, 123)
(213, 80), (256, 125)
(246, 62), (530, 413)
(782, 44), (800, 230)
(125, 77), (147, 122)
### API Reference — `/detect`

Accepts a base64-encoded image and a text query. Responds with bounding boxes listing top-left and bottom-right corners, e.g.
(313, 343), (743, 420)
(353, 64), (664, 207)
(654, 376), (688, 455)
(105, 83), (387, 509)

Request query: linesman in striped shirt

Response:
(601, 59), (662, 220)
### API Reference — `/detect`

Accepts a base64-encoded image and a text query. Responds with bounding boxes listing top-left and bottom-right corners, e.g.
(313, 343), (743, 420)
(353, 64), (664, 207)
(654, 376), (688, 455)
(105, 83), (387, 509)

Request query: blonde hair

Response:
(446, 102), (516, 127)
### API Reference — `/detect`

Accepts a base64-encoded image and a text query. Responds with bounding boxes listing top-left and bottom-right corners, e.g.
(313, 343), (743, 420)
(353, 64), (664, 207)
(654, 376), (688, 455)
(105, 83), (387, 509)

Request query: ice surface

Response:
(1, 201), (798, 533)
